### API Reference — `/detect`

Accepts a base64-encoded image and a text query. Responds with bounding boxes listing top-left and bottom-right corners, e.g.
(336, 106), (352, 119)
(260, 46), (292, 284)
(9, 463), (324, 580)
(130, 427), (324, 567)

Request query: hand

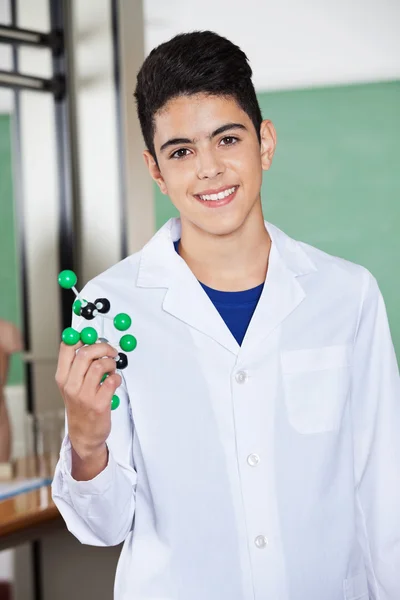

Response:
(55, 341), (122, 461)
(0, 320), (23, 355)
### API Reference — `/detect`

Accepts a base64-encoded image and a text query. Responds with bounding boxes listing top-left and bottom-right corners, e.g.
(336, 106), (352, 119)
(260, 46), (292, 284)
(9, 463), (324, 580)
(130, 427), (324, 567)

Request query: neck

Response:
(178, 202), (271, 291)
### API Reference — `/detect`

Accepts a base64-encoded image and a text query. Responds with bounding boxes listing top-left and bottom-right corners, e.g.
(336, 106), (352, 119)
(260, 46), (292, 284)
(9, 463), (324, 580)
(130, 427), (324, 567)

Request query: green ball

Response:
(119, 334), (137, 352)
(73, 298), (87, 316)
(111, 395), (120, 410)
(58, 270), (77, 289)
(62, 327), (80, 346)
(73, 299), (81, 316)
(114, 313), (132, 331)
(101, 373), (109, 383)
(80, 327), (98, 345)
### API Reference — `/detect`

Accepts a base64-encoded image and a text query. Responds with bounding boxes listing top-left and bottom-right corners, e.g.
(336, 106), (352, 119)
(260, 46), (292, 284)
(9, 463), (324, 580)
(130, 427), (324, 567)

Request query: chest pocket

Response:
(280, 344), (351, 434)
(344, 570), (369, 599)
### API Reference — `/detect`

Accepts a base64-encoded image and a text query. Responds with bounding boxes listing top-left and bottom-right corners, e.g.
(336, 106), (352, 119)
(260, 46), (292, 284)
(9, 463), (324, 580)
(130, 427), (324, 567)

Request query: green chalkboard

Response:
(153, 81), (400, 363)
(0, 114), (24, 385)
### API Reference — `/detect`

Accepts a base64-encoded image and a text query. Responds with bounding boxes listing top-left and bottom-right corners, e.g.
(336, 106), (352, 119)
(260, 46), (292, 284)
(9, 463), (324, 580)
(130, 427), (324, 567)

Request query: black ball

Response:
(95, 298), (111, 314)
(81, 302), (97, 320)
(116, 352), (128, 370)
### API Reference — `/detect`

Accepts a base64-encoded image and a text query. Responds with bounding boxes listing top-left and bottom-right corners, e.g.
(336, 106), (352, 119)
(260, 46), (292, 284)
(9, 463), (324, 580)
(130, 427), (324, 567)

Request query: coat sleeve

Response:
(51, 285), (138, 547)
(350, 269), (400, 599)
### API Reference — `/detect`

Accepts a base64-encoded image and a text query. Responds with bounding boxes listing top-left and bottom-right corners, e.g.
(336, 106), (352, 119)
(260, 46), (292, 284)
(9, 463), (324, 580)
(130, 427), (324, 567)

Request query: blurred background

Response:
(0, 0), (399, 598)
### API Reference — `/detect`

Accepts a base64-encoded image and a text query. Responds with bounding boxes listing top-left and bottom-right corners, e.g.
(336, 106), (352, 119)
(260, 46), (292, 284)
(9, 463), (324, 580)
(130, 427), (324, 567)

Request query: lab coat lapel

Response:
(239, 221), (318, 356)
(136, 218), (317, 356)
(163, 273), (240, 355)
(137, 218), (240, 355)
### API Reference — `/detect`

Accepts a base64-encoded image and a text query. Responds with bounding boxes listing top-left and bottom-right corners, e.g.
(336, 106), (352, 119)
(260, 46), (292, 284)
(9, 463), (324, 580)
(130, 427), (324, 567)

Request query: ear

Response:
(259, 120), (277, 171)
(143, 150), (168, 194)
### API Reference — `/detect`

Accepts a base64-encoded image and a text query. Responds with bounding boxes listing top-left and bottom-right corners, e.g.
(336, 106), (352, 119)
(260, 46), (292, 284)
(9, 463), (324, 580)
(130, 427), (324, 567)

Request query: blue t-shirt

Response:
(174, 239), (264, 346)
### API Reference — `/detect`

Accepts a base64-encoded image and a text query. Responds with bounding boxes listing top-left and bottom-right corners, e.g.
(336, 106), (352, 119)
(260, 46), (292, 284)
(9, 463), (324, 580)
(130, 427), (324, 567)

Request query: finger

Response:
(80, 357), (119, 398)
(96, 372), (122, 406)
(55, 340), (83, 388)
(67, 343), (118, 392)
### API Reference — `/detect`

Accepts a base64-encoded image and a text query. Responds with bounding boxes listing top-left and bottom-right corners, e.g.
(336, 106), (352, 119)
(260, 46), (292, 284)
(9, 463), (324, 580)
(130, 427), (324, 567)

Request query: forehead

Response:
(153, 93), (249, 140)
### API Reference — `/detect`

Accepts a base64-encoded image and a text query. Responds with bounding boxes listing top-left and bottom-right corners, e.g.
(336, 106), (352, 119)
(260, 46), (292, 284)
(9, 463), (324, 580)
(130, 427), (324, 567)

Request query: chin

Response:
(194, 211), (249, 238)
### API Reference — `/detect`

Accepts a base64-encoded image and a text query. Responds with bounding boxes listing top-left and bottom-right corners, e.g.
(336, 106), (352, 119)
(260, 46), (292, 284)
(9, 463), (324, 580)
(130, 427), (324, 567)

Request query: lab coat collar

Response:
(136, 218), (318, 356)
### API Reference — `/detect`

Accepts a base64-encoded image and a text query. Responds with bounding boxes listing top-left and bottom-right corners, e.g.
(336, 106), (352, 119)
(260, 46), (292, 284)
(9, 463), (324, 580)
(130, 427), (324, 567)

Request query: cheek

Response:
(227, 148), (262, 182)
(161, 163), (193, 197)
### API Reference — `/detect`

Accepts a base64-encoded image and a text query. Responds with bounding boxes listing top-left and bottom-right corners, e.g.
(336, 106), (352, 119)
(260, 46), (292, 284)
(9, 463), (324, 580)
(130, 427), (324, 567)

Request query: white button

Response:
(254, 535), (268, 549)
(247, 453), (260, 467)
(235, 370), (248, 384)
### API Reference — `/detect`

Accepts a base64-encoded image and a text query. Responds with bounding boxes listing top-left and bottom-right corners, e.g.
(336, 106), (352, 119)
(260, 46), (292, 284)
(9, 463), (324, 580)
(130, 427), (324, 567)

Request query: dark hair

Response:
(134, 30), (263, 163)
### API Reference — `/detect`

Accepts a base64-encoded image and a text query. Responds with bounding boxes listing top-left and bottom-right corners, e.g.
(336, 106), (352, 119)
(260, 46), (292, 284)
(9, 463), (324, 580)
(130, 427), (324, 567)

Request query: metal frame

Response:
(1, 1), (80, 598)
(0, 0), (132, 401)
(1, 0), (79, 382)
(0, 23), (62, 50)
(0, 22), (65, 97)
(0, 1), (131, 598)
(0, 69), (65, 97)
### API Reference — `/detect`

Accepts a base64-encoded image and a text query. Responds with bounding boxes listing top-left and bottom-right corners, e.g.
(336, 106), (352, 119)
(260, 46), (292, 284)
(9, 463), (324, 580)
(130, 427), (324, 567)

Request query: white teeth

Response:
(199, 186), (237, 201)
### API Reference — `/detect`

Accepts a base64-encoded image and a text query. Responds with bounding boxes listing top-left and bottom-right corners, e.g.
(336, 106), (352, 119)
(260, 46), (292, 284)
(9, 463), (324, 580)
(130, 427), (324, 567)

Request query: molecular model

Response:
(58, 270), (137, 410)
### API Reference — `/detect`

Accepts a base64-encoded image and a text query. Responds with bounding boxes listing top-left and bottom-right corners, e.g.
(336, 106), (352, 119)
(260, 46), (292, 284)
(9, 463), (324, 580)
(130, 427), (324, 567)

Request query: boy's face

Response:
(143, 93), (276, 238)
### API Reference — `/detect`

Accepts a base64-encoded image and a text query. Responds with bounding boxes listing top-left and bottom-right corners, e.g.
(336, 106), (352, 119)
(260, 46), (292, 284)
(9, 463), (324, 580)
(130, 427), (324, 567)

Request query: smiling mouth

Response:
(195, 185), (239, 202)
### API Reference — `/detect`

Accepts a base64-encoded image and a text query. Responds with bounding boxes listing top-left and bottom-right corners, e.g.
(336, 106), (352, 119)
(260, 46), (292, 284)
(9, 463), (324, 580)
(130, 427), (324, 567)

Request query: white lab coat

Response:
(52, 217), (400, 600)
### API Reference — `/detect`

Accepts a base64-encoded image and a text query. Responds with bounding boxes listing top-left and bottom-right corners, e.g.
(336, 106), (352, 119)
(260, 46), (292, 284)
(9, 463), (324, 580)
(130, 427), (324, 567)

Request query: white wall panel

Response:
(72, 0), (122, 283)
(144, 0), (400, 91)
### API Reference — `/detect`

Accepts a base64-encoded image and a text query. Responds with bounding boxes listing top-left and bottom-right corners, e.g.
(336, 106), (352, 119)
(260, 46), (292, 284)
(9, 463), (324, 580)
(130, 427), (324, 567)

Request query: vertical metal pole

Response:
(49, 0), (81, 330)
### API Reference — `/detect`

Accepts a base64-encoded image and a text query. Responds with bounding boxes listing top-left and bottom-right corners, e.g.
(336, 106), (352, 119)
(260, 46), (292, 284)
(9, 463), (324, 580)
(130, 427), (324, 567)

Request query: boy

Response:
(52, 31), (400, 600)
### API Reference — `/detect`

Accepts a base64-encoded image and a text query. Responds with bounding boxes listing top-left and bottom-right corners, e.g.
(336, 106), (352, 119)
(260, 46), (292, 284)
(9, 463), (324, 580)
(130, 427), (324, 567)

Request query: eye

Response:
(220, 136), (239, 146)
(170, 148), (191, 160)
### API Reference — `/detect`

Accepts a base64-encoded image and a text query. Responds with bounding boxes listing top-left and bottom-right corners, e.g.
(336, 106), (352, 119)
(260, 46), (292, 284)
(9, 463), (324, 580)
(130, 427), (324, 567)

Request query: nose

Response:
(196, 149), (224, 179)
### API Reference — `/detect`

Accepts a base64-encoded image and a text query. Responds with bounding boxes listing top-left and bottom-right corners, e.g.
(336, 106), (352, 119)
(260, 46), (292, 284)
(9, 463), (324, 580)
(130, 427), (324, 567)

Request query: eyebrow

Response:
(159, 122), (248, 154)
